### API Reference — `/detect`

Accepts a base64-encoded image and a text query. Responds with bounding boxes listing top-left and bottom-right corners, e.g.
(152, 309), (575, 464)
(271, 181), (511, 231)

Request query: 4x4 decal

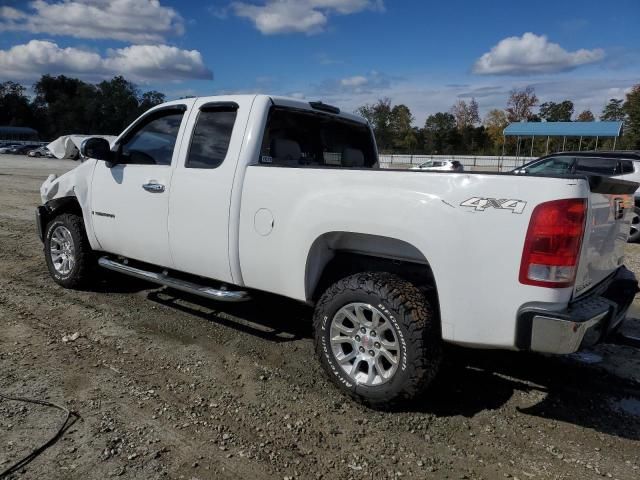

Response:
(460, 197), (527, 214)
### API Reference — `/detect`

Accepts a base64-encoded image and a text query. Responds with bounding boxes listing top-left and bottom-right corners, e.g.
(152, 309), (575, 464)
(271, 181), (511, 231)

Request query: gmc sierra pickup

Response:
(37, 95), (639, 407)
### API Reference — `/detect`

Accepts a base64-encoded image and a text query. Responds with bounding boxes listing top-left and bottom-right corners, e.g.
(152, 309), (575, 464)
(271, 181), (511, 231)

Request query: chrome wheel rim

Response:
(330, 302), (400, 386)
(50, 225), (75, 275)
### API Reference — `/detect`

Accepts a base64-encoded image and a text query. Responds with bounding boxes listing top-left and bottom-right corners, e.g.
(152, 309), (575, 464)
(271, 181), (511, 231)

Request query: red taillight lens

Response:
(519, 198), (587, 288)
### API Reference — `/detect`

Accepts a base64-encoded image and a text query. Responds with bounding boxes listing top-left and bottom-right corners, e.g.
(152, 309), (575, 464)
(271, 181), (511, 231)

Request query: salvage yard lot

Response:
(1, 155), (640, 479)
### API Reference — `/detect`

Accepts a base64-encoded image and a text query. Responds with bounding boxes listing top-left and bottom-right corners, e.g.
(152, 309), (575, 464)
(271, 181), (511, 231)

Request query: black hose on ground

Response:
(0, 393), (79, 478)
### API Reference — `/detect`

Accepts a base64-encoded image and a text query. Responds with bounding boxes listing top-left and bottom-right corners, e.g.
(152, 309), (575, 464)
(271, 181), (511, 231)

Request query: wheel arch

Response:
(38, 196), (83, 242)
(304, 231), (440, 317)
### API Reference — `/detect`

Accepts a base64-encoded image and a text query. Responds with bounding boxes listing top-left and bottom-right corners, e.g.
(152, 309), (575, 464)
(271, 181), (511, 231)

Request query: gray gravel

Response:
(1, 155), (640, 479)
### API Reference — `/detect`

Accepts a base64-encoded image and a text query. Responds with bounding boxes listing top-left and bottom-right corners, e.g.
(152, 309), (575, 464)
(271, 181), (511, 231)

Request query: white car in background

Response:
(411, 159), (464, 172)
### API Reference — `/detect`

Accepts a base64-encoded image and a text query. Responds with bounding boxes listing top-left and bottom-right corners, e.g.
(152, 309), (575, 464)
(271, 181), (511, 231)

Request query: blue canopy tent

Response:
(502, 121), (623, 157)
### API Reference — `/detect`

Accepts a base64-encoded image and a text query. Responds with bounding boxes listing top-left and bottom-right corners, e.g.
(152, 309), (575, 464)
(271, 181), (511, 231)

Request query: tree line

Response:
(1, 74), (639, 154)
(0, 75), (166, 141)
(356, 84), (640, 155)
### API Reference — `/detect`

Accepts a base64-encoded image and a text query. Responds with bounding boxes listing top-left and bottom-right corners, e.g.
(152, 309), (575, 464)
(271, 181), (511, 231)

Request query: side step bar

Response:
(98, 257), (249, 302)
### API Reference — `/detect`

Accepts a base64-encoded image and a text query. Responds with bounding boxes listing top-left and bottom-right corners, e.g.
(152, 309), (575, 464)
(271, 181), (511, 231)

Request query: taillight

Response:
(519, 198), (587, 288)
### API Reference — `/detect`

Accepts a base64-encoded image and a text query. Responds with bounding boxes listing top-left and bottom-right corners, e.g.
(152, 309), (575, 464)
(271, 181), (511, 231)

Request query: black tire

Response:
(628, 206), (640, 243)
(313, 272), (442, 408)
(44, 213), (95, 289)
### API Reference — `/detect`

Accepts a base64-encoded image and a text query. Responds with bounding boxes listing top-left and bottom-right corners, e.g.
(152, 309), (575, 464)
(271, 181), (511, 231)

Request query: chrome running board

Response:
(98, 256), (249, 302)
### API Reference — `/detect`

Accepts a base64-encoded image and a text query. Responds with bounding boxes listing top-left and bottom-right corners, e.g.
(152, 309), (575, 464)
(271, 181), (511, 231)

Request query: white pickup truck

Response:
(37, 95), (639, 407)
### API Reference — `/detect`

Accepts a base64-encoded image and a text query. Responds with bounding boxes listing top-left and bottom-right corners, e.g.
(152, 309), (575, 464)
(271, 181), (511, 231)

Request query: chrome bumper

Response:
(516, 267), (638, 354)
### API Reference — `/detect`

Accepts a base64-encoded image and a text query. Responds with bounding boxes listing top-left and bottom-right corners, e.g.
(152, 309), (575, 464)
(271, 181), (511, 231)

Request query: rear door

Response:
(168, 96), (254, 284)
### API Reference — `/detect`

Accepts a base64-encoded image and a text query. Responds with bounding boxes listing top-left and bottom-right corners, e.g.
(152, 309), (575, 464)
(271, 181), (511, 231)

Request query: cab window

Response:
(260, 107), (377, 168)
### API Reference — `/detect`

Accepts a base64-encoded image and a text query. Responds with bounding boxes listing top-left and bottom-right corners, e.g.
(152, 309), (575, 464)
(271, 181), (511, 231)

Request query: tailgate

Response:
(574, 176), (639, 297)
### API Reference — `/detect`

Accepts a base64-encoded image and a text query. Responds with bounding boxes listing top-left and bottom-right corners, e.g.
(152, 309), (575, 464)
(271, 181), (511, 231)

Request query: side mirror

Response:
(81, 137), (112, 161)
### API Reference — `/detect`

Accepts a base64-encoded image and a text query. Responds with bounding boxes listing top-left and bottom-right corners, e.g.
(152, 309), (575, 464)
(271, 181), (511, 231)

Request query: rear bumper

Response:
(516, 267), (638, 354)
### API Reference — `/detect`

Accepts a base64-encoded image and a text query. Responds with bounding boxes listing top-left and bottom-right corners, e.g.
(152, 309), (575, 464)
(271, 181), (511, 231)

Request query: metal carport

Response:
(503, 121), (623, 157)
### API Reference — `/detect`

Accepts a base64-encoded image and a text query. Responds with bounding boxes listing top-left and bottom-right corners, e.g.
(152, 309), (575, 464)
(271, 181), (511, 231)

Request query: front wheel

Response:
(44, 213), (96, 288)
(313, 272), (442, 408)
(629, 206), (640, 243)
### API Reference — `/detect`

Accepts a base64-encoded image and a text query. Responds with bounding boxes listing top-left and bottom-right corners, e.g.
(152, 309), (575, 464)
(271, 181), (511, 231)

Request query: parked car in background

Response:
(514, 151), (640, 242)
(0, 143), (22, 153)
(410, 159), (464, 172)
(9, 144), (41, 155)
(28, 146), (54, 158)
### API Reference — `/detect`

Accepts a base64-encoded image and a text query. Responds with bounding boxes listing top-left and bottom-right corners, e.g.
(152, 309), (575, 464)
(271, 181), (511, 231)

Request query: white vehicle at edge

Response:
(410, 159), (464, 172)
(36, 95), (639, 407)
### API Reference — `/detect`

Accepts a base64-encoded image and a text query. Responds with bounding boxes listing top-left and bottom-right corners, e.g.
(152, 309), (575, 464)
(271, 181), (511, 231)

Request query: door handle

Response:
(142, 182), (165, 193)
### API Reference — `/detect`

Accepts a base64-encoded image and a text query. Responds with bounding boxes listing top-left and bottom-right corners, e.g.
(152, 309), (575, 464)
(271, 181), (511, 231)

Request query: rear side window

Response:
(574, 157), (617, 176)
(260, 107), (377, 168)
(186, 106), (237, 169)
(618, 160), (634, 174)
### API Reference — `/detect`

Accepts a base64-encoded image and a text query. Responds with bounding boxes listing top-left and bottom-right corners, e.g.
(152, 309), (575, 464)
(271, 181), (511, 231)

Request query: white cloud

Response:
(341, 75), (368, 87)
(0, 0), (184, 43)
(231, 0), (383, 35)
(0, 40), (212, 82)
(473, 32), (604, 75)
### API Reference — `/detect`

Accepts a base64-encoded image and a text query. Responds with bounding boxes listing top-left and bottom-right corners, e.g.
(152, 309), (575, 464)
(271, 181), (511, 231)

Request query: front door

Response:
(91, 106), (189, 267)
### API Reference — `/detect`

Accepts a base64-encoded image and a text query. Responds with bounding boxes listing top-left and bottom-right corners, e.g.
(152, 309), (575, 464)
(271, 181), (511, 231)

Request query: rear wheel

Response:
(313, 272), (442, 408)
(629, 206), (640, 243)
(44, 213), (96, 288)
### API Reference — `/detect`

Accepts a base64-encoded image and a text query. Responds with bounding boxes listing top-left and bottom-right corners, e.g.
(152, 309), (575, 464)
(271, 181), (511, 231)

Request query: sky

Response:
(0, 0), (639, 125)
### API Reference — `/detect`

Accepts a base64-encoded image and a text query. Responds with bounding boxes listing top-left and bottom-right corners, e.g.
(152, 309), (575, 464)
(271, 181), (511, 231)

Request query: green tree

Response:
(0, 81), (35, 128)
(539, 100), (574, 121)
(624, 84), (640, 149)
(423, 112), (458, 154)
(600, 98), (625, 121)
(139, 90), (166, 115)
(356, 98), (394, 152)
(94, 76), (141, 134)
(32, 75), (99, 139)
(390, 104), (416, 152)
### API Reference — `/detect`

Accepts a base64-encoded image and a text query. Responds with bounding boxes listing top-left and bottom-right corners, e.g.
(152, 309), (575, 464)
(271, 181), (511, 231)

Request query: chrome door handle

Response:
(142, 182), (165, 193)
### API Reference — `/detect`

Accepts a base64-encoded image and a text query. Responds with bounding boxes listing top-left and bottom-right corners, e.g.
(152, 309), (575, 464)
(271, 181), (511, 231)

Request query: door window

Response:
(526, 156), (574, 174)
(186, 107), (237, 169)
(119, 109), (184, 166)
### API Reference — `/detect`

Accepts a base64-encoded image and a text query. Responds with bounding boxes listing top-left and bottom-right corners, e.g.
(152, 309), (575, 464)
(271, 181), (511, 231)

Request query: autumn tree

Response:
(483, 109), (508, 152)
(575, 110), (595, 122)
(450, 98), (480, 130)
(506, 86), (538, 122)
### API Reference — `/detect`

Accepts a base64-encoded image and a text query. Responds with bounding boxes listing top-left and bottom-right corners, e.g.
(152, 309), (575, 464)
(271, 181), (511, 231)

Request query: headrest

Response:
(342, 147), (365, 167)
(271, 138), (301, 163)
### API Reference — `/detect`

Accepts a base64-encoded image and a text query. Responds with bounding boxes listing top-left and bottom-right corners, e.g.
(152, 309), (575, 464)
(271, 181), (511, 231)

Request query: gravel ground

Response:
(1, 154), (640, 480)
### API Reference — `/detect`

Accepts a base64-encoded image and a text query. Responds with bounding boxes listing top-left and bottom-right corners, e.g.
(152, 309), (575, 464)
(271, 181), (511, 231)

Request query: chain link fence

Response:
(378, 154), (536, 172)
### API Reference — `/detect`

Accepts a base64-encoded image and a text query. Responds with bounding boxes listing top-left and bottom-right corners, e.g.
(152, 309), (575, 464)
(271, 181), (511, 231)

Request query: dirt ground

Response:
(1, 154), (640, 480)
